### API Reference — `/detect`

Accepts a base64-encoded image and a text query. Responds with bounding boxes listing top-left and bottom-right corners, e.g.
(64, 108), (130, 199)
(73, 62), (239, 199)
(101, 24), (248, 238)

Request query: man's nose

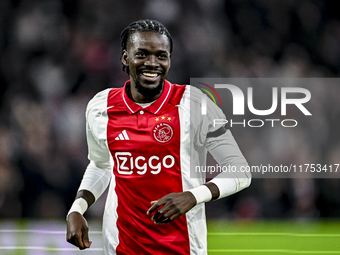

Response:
(144, 55), (159, 67)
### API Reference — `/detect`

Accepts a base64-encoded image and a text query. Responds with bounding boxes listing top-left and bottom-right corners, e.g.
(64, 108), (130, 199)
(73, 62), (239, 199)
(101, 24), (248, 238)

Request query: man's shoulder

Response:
(91, 87), (123, 101)
(167, 83), (207, 107)
(167, 83), (187, 105)
(87, 88), (110, 110)
(172, 84), (224, 117)
(86, 87), (123, 118)
(172, 84), (205, 104)
(169, 82), (188, 94)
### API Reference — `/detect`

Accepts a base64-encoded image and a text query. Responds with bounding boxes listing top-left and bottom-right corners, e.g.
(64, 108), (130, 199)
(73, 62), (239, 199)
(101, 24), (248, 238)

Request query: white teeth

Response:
(143, 73), (158, 77)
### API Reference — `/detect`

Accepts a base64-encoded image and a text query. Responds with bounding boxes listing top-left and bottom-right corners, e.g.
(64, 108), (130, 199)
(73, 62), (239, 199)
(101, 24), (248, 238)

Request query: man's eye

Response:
(158, 54), (168, 59)
(136, 52), (146, 57)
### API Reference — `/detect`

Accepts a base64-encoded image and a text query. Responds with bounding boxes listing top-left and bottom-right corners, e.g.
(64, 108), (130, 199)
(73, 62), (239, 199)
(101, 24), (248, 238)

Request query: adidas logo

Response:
(115, 130), (130, 140)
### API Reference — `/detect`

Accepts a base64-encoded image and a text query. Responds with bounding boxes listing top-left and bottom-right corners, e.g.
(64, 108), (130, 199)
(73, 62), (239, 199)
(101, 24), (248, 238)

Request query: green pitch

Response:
(1, 220), (340, 254)
(207, 220), (340, 254)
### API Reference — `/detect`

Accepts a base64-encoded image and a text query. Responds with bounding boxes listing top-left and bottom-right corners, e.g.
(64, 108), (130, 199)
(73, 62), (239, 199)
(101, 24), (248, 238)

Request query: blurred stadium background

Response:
(0, 0), (340, 254)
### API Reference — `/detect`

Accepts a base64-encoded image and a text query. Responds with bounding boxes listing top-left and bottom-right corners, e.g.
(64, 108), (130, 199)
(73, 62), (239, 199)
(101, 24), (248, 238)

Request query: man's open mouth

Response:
(141, 72), (160, 81)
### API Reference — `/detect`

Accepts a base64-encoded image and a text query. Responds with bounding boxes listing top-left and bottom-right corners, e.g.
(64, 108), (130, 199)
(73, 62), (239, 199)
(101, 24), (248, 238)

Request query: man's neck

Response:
(127, 80), (164, 103)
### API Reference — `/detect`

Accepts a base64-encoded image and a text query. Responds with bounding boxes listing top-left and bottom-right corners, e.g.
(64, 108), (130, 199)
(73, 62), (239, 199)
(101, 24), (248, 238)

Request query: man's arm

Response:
(66, 190), (95, 249)
(205, 182), (220, 199)
(66, 89), (112, 249)
(66, 162), (111, 249)
(146, 183), (219, 224)
(205, 128), (251, 198)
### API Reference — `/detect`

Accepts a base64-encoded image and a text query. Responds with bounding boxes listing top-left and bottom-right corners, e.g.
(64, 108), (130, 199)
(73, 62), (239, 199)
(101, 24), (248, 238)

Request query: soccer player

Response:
(66, 19), (251, 255)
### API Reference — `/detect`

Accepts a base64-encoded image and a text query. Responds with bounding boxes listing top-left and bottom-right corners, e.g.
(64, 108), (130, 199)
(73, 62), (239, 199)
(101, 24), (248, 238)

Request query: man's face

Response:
(122, 31), (171, 102)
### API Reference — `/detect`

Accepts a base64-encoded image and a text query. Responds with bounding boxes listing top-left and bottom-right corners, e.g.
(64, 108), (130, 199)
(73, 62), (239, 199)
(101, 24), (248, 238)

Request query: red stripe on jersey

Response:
(106, 81), (189, 254)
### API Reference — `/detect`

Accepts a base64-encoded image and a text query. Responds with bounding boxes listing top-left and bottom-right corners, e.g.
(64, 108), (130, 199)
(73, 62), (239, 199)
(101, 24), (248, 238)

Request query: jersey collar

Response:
(122, 80), (173, 114)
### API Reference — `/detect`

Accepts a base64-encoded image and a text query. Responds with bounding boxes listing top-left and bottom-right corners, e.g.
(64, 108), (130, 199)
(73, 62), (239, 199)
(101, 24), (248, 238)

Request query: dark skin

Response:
(66, 31), (220, 250)
(121, 31), (171, 103)
(147, 183), (220, 224)
(66, 190), (95, 249)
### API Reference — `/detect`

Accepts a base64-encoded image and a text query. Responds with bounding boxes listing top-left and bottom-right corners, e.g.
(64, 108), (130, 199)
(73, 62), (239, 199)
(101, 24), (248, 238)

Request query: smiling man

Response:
(66, 19), (251, 255)
(122, 30), (170, 102)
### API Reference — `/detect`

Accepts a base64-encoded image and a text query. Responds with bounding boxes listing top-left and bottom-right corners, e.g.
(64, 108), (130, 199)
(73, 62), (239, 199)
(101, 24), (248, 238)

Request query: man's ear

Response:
(121, 50), (129, 67)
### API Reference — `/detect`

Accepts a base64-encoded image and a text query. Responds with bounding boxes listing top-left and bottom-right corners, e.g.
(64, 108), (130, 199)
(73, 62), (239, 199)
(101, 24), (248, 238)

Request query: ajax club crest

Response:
(153, 123), (173, 143)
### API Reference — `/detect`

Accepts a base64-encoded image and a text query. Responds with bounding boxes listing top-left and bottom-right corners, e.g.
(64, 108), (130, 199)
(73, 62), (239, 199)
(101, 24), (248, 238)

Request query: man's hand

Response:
(147, 191), (196, 224)
(66, 212), (92, 250)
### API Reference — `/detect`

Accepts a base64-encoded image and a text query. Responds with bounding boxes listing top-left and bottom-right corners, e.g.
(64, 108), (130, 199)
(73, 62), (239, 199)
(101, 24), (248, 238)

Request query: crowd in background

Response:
(0, 0), (339, 219)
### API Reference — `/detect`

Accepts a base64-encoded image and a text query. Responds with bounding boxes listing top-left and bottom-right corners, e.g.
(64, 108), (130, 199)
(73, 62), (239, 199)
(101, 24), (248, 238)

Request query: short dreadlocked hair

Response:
(120, 19), (173, 74)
